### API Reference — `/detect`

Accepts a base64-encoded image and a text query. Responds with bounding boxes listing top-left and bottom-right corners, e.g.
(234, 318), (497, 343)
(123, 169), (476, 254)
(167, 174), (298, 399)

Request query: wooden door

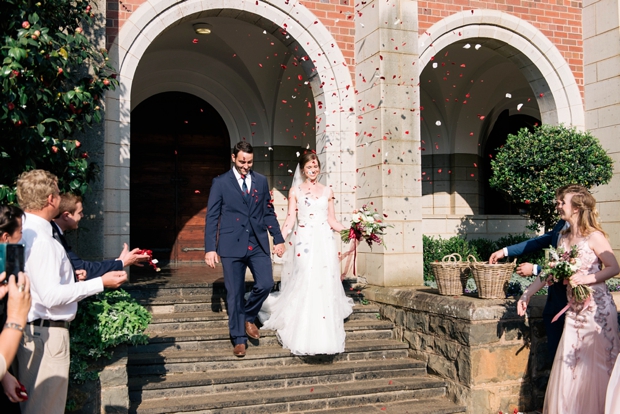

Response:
(130, 92), (230, 262)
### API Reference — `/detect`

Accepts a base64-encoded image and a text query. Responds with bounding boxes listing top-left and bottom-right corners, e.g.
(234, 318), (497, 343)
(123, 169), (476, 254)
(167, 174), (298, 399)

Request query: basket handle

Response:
(467, 254), (478, 263)
(441, 254), (459, 263)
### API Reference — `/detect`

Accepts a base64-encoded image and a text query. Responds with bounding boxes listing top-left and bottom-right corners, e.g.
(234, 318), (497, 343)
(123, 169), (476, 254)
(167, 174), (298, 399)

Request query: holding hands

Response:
(273, 243), (285, 258)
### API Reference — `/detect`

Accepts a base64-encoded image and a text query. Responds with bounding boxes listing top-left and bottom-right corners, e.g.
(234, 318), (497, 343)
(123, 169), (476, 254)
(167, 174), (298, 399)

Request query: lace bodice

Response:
(296, 185), (329, 226)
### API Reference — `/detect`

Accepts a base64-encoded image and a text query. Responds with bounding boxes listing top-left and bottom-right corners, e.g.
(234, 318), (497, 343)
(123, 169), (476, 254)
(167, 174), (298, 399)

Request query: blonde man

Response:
(16, 170), (127, 414)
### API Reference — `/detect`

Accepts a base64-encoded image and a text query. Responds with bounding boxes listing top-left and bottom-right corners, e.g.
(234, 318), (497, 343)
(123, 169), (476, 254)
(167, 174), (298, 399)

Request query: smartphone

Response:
(0, 243), (25, 283)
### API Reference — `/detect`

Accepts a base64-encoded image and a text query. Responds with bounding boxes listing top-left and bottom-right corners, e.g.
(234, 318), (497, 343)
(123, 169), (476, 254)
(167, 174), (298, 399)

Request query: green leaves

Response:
(69, 289), (152, 384)
(489, 124), (614, 231)
(0, 0), (118, 202)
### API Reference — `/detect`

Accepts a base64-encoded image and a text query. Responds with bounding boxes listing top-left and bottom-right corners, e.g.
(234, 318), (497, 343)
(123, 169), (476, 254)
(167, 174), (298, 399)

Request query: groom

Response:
(204, 141), (285, 357)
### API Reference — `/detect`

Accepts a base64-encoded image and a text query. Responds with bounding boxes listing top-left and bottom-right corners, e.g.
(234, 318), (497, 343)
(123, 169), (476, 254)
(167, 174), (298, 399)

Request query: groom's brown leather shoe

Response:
(245, 321), (260, 339)
(233, 344), (246, 357)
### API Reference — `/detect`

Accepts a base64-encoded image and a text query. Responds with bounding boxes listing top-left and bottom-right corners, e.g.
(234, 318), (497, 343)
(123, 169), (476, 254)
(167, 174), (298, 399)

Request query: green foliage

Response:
(69, 289), (151, 384)
(0, 0), (118, 203)
(423, 234), (546, 282)
(489, 124), (613, 231)
(423, 235), (478, 282)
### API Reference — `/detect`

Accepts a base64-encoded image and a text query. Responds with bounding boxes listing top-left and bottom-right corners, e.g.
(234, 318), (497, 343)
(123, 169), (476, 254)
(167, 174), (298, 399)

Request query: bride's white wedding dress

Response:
(259, 185), (354, 355)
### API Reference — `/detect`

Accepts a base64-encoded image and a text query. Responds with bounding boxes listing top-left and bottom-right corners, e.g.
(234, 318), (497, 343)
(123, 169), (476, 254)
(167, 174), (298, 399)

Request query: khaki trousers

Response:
(17, 324), (70, 414)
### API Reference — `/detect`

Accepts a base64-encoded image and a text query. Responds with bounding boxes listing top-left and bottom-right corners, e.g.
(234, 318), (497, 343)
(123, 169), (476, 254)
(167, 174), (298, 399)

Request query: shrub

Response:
(69, 289), (151, 384)
(0, 0), (118, 203)
(489, 124), (613, 231)
(423, 234), (546, 282)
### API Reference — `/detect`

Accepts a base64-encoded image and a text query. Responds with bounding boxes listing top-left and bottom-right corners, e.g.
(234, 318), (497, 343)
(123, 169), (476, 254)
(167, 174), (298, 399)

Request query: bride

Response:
(258, 152), (354, 355)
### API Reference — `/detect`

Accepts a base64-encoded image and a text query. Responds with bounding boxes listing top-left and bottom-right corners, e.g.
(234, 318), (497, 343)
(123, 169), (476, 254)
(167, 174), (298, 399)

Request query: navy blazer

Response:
(204, 169), (284, 258)
(506, 220), (567, 316)
(51, 221), (123, 279)
(506, 220), (566, 257)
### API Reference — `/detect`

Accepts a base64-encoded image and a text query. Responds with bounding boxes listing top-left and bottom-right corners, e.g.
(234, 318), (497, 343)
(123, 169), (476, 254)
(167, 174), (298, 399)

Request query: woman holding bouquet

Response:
(258, 153), (354, 355)
(517, 188), (619, 413)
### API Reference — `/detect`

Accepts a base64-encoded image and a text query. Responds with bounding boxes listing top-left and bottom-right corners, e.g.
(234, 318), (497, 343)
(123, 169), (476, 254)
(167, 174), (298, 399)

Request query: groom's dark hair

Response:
(233, 141), (254, 156)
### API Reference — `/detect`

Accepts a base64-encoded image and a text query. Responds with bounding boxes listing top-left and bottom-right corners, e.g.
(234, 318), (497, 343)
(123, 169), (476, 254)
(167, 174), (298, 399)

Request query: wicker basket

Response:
(468, 255), (516, 299)
(431, 253), (470, 296)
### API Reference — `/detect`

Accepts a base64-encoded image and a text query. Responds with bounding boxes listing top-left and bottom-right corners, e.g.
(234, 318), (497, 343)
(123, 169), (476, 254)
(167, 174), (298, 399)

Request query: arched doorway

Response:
(130, 92), (230, 263)
(482, 110), (540, 214)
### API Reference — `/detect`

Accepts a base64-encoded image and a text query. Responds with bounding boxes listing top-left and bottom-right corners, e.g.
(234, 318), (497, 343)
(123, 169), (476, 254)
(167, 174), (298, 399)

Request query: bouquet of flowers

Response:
(340, 205), (392, 249)
(539, 245), (592, 302)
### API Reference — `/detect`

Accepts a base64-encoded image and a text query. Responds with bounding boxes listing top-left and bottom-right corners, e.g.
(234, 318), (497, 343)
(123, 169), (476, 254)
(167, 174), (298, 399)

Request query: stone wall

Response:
(363, 286), (552, 414)
(67, 345), (130, 414)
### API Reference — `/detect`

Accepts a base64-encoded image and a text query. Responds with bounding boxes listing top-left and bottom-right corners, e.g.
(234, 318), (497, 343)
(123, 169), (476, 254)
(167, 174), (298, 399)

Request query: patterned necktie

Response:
(241, 176), (249, 198)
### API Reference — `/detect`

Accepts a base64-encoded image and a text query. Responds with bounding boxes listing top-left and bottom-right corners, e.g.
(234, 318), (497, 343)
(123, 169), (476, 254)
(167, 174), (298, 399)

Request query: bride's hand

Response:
(273, 243), (285, 257)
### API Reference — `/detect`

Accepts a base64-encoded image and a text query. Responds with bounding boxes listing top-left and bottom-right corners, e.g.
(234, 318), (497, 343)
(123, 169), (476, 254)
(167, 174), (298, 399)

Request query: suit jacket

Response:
(51, 221), (123, 279)
(505, 219), (567, 316)
(506, 220), (565, 257)
(204, 169), (284, 258)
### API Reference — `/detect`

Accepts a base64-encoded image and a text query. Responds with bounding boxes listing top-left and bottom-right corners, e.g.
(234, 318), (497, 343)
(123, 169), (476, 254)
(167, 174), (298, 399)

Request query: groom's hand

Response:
(205, 251), (220, 268)
(273, 243), (285, 258)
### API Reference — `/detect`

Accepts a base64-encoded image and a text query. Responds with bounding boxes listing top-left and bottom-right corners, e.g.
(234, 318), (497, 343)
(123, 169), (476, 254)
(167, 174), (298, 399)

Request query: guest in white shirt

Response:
(15, 170), (128, 414)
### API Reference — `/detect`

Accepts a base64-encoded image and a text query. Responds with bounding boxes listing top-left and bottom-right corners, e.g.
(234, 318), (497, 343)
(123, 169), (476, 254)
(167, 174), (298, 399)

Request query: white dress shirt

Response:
(232, 168), (251, 192)
(21, 212), (103, 322)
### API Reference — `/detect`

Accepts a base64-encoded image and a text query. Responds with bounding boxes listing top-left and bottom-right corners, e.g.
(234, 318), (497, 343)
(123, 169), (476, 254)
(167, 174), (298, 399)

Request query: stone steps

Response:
(128, 359), (425, 400)
(139, 324), (393, 353)
(126, 282), (465, 414)
(127, 340), (411, 375)
(129, 376), (451, 414)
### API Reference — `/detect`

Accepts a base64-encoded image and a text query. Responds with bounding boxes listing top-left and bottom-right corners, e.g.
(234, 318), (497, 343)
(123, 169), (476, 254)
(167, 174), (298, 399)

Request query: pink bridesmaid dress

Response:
(543, 233), (620, 414)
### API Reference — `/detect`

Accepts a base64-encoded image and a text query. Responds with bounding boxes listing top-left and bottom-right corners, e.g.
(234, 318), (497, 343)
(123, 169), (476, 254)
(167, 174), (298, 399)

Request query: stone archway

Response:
(419, 10), (584, 128)
(102, 0), (355, 257)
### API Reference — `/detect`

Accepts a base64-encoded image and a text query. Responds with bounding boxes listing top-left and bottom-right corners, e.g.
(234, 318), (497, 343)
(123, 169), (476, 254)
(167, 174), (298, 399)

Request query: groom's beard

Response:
(235, 166), (251, 176)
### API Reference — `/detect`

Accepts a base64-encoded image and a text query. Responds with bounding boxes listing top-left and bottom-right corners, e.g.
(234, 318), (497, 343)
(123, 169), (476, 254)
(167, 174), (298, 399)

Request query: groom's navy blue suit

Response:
(506, 219), (567, 360)
(205, 169), (284, 345)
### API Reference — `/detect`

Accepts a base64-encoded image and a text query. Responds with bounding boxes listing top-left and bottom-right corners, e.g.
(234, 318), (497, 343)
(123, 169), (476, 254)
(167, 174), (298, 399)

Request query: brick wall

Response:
(105, 0), (355, 81)
(106, 1), (582, 95)
(418, 0), (584, 96)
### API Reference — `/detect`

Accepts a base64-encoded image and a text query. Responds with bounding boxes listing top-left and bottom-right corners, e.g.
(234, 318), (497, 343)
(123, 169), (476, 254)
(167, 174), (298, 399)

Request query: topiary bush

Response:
(489, 124), (613, 231)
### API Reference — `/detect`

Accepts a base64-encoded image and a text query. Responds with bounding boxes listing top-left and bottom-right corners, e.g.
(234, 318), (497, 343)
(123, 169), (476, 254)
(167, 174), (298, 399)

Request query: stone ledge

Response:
(362, 285), (548, 320)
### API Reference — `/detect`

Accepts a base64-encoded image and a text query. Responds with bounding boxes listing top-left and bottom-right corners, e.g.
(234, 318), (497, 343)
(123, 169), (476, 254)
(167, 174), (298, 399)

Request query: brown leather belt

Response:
(28, 319), (70, 329)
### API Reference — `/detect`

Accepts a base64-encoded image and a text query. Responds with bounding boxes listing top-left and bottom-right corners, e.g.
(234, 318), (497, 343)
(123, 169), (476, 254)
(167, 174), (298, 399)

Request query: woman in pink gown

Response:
(517, 188), (619, 414)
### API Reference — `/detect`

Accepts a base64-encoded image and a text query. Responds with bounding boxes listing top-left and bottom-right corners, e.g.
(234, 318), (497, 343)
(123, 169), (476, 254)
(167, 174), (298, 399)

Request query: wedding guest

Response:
(15, 170), (128, 414)
(52, 193), (149, 280)
(0, 272), (30, 402)
(0, 204), (31, 407)
(259, 153), (354, 355)
(489, 184), (584, 360)
(516, 187), (619, 413)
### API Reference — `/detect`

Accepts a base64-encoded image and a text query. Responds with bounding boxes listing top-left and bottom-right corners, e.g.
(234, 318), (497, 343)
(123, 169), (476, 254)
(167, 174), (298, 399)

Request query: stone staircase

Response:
(124, 281), (466, 413)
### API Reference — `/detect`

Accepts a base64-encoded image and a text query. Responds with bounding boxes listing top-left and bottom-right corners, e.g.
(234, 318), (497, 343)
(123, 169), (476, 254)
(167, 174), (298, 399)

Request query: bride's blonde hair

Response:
(566, 188), (607, 238)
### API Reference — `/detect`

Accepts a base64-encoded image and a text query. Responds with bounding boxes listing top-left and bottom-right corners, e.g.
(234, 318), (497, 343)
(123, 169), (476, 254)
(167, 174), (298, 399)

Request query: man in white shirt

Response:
(14, 170), (127, 414)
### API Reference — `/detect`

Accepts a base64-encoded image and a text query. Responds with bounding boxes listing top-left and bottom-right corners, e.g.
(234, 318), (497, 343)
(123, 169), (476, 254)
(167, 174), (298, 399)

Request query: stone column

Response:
(354, 0), (423, 286)
(583, 0), (620, 256)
